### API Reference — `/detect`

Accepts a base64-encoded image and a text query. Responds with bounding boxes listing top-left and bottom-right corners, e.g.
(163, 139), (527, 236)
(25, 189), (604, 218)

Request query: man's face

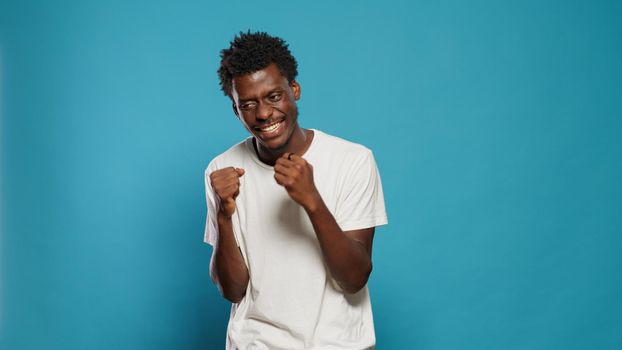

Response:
(230, 63), (301, 152)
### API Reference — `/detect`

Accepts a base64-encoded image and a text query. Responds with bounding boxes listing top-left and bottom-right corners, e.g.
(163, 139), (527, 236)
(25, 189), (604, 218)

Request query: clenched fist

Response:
(210, 167), (245, 218)
(274, 153), (321, 211)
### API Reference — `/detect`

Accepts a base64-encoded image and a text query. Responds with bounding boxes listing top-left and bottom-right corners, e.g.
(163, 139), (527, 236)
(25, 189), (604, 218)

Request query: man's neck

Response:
(255, 128), (314, 166)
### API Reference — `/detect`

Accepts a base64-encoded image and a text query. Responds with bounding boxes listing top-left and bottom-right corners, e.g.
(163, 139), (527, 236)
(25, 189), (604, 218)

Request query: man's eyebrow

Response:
(236, 95), (257, 104)
(237, 87), (284, 103)
(260, 88), (284, 97)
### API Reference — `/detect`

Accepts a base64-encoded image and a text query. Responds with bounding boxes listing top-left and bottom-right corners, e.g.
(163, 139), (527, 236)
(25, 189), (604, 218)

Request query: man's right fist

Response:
(210, 167), (245, 218)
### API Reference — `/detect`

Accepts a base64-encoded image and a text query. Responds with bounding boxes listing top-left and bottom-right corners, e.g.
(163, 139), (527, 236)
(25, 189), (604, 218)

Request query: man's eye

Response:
(240, 103), (255, 110)
(269, 94), (282, 102)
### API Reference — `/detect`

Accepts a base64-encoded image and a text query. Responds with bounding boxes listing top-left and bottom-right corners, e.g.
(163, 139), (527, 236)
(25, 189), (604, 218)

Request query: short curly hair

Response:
(218, 31), (298, 98)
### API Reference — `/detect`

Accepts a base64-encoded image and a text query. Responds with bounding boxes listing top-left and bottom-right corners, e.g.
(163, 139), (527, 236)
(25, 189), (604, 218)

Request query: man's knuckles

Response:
(211, 167), (240, 179)
(212, 175), (240, 187)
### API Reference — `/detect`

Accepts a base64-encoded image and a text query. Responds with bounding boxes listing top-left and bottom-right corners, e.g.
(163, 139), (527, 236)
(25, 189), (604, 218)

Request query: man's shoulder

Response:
(205, 138), (251, 173)
(313, 129), (373, 160)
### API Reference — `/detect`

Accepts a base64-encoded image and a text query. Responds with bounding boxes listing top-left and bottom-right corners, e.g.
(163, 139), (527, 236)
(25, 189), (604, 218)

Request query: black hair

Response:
(218, 31), (298, 97)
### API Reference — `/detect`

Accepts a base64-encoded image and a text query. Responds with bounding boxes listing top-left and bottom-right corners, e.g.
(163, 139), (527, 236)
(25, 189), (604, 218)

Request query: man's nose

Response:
(256, 101), (273, 120)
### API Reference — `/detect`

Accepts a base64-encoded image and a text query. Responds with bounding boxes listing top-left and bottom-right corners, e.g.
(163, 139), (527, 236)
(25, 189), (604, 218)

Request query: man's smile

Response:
(254, 118), (286, 139)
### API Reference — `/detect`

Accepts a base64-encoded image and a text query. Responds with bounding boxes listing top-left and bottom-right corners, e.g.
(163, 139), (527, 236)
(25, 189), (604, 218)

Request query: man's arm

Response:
(208, 167), (250, 303)
(274, 154), (375, 294)
(306, 196), (375, 293)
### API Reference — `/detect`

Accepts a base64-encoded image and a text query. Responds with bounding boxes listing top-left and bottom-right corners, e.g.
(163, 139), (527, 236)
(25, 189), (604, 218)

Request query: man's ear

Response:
(291, 80), (301, 100)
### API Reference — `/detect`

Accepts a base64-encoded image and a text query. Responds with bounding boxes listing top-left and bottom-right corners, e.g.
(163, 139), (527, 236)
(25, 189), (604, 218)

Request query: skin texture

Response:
(209, 63), (375, 303)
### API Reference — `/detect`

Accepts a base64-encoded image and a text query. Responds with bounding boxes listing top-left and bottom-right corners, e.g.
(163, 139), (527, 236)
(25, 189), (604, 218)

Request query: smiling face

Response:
(231, 63), (302, 156)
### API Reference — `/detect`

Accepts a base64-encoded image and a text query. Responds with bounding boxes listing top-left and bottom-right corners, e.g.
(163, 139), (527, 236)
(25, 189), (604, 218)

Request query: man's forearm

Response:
(210, 213), (249, 303)
(304, 194), (372, 294)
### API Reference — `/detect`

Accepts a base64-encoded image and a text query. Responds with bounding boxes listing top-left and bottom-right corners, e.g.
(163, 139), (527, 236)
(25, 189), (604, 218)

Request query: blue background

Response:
(1, 0), (621, 349)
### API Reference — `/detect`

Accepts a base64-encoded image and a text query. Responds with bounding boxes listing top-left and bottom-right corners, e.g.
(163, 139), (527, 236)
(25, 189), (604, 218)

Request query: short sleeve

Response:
(335, 149), (388, 231)
(203, 163), (219, 245)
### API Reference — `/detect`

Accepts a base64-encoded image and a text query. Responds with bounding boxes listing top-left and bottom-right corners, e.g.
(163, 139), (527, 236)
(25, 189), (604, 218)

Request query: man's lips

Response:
(254, 119), (285, 132)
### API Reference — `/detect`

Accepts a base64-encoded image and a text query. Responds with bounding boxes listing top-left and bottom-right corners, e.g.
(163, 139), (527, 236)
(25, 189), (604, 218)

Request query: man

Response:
(204, 31), (388, 349)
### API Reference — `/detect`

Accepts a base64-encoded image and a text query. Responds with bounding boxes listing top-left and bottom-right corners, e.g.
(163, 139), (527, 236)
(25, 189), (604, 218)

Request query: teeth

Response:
(260, 121), (281, 132)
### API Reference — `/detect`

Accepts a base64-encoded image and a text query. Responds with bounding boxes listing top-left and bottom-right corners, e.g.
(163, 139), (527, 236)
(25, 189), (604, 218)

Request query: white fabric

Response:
(203, 129), (388, 350)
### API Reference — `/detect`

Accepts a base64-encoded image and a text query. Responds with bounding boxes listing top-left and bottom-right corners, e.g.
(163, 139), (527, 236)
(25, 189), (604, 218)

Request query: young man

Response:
(204, 31), (388, 349)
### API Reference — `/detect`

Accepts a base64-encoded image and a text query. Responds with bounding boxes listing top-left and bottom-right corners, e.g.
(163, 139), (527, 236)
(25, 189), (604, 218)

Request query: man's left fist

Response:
(274, 153), (320, 210)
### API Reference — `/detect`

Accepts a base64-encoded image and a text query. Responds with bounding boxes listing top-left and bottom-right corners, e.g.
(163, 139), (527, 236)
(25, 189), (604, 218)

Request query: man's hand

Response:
(210, 167), (245, 218)
(274, 153), (321, 211)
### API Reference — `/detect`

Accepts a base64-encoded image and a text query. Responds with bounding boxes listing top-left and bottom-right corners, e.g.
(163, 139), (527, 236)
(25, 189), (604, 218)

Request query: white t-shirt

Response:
(204, 129), (388, 350)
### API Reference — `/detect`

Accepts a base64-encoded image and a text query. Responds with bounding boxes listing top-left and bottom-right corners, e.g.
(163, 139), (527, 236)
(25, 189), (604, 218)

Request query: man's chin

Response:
(254, 130), (293, 152)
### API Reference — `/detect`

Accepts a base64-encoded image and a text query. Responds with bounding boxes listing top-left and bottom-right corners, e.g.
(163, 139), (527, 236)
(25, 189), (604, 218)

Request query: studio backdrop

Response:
(1, 0), (621, 349)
